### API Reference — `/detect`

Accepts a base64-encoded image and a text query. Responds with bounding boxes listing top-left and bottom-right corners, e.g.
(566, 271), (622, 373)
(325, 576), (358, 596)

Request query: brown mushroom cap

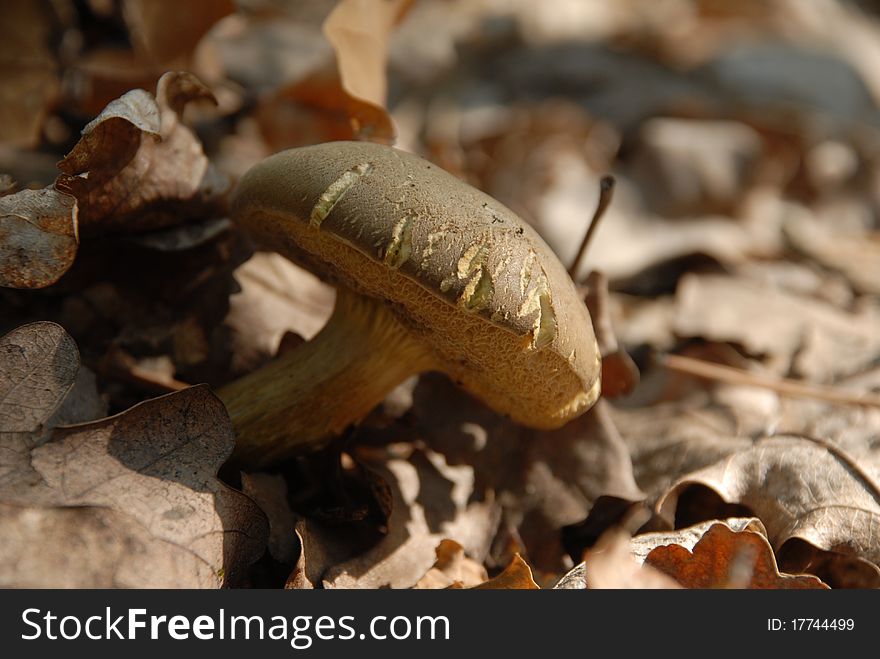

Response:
(231, 141), (600, 428)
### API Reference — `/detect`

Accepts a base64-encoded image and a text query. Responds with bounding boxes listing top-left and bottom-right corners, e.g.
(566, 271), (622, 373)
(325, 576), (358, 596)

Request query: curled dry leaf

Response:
(658, 435), (880, 587)
(469, 554), (539, 590)
(582, 271), (639, 398)
(323, 0), (413, 108)
(0, 324), (267, 587)
(0, 187), (78, 289)
(257, 64), (396, 148)
(255, 0), (408, 147)
(285, 528), (312, 590)
(644, 521), (829, 589)
(256, 0), (410, 150)
(414, 539), (488, 589)
(56, 71), (230, 234)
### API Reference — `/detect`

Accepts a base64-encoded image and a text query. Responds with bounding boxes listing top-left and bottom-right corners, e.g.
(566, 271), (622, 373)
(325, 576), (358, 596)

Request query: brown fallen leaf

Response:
(285, 528), (313, 590)
(0, 188), (78, 289)
(630, 117), (764, 217)
(224, 252), (335, 374)
(0, 328), (267, 588)
(785, 214), (880, 296)
(257, 66), (396, 148)
(122, 0), (236, 66)
(771, 367), (880, 457)
(674, 273), (880, 381)
(414, 539), (488, 589)
(630, 517), (768, 564)
(644, 521), (829, 589)
(292, 517), (356, 589)
(658, 435), (880, 588)
(323, 0), (413, 108)
(582, 271), (640, 398)
(610, 395), (754, 503)
(555, 528), (681, 589)
(403, 374), (644, 577)
(0, 322), (86, 491)
(242, 471), (298, 565)
(0, 0), (59, 148)
(56, 71), (230, 234)
(253, 0), (407, 148)
(0, 175), (15, 197)
(322, 444), (499, 589)
(470, 554), (539, 590)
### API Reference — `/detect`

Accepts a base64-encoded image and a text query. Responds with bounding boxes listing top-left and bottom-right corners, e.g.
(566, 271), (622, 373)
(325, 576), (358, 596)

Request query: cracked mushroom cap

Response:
(231, 141), (601, 428)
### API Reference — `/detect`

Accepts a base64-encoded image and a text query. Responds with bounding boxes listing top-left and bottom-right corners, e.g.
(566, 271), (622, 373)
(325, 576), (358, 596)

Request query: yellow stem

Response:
(219, 289), (432, 468)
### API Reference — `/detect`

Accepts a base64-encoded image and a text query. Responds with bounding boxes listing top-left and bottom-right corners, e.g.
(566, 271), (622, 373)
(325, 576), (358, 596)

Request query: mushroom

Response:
(220, 141), (601, 467)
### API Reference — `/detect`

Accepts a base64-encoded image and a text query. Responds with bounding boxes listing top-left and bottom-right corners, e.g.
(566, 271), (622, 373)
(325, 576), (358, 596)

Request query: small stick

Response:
(660, 353), (880, 407)
(567, 175), (616, 282)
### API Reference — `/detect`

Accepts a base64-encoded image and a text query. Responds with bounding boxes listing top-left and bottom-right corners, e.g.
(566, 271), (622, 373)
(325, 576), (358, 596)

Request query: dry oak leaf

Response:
(225, 253), (334, 374)
(784, 215), (880, 296)
(252, 0), (410, 146)
(0, 383), (267, 588)
(415, 539), (488, 589)
(629, 517), (767, 564)
(257, 65), (396, 148)
(405, 375), (643, 576)
(469, 554), (539, 590)
(658, 435), (880, 584)
(322, 444), (499, 589)
(0, 187), (78, 289)
(674, 274), (880, 382)
(1, 322), (81, 493)
(610, 395), (753, 503)
(122, 0), (236, 66)
(0, 0), (59, 148)
(554, 528), (681, 590)
(323, 0), (413, 107)
(285, 527), (312, 590)
(241, 471), (299, 565)
(644, 522), (828, 589)
(56, 71), (230, 234)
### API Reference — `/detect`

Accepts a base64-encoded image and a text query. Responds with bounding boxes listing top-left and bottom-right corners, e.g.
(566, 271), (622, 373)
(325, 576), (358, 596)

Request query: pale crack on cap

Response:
(310, 162), (373, 227)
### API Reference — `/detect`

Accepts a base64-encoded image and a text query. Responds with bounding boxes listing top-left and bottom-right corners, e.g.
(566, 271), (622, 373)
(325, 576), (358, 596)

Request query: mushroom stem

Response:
(219, 289), (432, 467)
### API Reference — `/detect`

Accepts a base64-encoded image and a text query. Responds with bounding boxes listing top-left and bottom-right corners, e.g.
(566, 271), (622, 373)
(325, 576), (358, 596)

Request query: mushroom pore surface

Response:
(231, 141), (601, 428)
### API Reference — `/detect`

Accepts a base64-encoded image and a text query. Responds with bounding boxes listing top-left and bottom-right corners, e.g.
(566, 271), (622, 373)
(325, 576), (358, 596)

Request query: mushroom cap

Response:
(231, 141), (600, 428)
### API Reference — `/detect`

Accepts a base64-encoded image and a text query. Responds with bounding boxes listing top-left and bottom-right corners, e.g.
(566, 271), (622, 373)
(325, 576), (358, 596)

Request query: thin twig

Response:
(567, 175), (616, 282)
(660, 353), (880, 407)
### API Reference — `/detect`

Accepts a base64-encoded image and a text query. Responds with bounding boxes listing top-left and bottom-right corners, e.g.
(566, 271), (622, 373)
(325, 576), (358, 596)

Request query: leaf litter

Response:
(2, 0), (880, 590)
